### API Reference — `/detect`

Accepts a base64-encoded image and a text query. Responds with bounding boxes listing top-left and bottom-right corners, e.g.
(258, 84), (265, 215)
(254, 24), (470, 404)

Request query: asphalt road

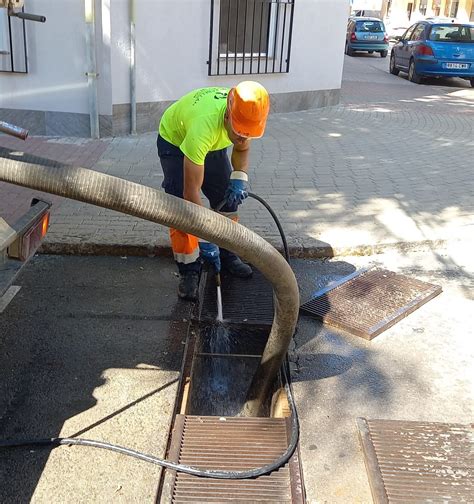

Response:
(0, 256), (190, 503)
(1, 246), (472, 503)
(342, 46), (472, 90)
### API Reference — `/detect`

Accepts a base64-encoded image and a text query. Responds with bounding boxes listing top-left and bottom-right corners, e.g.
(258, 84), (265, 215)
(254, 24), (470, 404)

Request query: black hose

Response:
(0, 192), (299, 480)
(216, 192), (290, 262)
(0, 371), (298, 480)
(248, 192), (290, 263)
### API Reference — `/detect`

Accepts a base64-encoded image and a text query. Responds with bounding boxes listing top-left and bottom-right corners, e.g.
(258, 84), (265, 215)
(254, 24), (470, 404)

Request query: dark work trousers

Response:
(156, 134), (239, 273)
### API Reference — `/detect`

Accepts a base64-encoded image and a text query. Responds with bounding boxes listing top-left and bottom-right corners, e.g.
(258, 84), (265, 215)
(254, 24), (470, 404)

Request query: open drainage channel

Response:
(157, 269), (305, 503)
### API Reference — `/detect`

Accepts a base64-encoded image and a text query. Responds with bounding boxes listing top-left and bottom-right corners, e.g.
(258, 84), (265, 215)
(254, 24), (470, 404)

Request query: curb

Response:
(39, 238), (451, 259)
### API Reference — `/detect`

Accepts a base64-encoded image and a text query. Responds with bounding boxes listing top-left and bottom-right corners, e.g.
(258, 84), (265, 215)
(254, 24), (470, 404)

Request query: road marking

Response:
(0, 285), (21, 313)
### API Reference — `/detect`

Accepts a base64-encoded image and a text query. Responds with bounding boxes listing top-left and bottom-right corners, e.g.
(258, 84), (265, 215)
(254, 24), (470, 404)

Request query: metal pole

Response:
(85, 0), (100, 139)
(130, 0), (137, 135)
(0, 121), (28, 140)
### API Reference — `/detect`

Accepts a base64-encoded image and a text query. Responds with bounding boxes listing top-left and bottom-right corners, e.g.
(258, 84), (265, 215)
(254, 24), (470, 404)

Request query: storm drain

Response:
(357, 418), (473, 503)
(300, 268), (442, 340)
(198, 269), (274, 326)
(167, 415), (303, 503)
(158, 267), (304, 502)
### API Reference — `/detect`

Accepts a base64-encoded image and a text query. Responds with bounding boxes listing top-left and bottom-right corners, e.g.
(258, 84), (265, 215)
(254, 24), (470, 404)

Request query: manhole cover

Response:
(300, 268), (442, 340)
(357, 418), (473, 503)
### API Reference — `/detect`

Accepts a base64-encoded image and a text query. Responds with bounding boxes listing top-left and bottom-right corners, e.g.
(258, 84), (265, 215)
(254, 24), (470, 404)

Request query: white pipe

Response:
(130, 0), (137, 135)
(85, 0), (100, 139)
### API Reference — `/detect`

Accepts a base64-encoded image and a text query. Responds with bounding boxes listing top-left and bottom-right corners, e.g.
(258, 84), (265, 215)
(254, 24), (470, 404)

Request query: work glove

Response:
(199, 242), (221, 273)
(224, 171), (249, 207)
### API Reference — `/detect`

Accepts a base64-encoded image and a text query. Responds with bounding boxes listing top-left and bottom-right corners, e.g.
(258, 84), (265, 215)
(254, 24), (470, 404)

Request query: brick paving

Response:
(0, 136), (109, 223)
(1, 55), (473, 256)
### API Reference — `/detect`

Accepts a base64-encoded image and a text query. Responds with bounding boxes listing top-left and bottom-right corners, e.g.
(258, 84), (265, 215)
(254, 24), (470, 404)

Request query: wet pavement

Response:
(291, 244), (473, 503)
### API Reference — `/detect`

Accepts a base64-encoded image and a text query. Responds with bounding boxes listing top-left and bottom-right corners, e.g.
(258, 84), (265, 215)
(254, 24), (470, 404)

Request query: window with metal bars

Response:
(444, 0), (459, 17)
(207, 0), (295, 76)
(0, 6), (28, 73)
(419, 0), (428, 15)
(449, 0), (459, 17)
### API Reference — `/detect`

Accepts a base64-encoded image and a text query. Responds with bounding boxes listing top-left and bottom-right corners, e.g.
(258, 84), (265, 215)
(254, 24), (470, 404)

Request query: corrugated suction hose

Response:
(0, 147), (298, 416)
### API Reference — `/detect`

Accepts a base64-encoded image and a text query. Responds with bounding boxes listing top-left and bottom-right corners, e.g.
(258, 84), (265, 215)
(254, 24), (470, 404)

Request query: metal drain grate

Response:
(300, 268), (442, 340)
(198, 269), (274, 326)
(357, 418), (474, 503)
(168, 415), (304, 503)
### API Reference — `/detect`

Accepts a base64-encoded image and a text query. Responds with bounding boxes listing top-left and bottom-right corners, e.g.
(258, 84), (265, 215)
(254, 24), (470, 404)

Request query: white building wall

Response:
(0, 0), (88, 113)
(110, 0), (348, 105)
(0, 0), (349, 135)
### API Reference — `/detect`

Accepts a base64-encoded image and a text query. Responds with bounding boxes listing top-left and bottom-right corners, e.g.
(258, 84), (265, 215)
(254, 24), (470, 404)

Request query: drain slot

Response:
(188, 324), (270, 417)
(158, 269), (305, 503)
(197, 269), (274, 326)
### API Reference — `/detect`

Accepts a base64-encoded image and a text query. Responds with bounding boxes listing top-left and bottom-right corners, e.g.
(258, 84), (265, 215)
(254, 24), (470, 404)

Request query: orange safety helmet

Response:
(228, 81), (270, 139)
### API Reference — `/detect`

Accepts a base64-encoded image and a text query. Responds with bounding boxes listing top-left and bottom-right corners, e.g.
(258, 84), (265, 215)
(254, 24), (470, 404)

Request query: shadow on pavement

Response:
(291, 257), (395, 400)
(0, 255), (188, 502)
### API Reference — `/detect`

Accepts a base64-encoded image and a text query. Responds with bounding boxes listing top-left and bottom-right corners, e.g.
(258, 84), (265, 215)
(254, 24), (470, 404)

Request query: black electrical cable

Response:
(0, 193), (299, 480)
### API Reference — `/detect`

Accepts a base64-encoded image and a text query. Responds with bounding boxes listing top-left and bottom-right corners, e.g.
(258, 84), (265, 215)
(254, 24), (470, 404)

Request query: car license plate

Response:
(445, 62), (469, 69)
(365, 35), (377, 40)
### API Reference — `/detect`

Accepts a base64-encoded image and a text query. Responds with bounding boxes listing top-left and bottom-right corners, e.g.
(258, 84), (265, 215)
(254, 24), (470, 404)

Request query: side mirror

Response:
(394, 35), (402, 42)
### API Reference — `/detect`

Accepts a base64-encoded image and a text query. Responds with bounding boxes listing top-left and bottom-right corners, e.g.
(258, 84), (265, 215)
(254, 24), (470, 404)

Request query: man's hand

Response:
(199, 242), (221, 272)
(224, 170), (249, 207)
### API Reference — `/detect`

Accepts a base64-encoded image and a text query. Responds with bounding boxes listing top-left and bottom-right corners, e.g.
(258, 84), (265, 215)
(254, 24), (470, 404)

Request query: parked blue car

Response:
(390, 20), (474, 86)
(345, 17), (389, 58)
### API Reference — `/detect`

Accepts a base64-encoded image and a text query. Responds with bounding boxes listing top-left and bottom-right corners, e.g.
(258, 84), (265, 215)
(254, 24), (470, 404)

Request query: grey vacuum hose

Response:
(0, 147), (298, 416)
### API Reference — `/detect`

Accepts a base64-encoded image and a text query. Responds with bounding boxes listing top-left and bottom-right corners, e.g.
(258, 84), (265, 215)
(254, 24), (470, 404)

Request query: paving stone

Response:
(1, 72), (473, 255)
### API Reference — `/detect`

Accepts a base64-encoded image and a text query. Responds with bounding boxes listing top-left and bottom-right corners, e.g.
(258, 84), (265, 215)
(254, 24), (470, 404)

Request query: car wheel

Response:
(470, 78), (474, 88)
(380, 50), (388, 58)
(408, 59), (422, 84)
(346, 43), (355, 56)
(368, 51), (374, 54)
(389, 53), (400, 75)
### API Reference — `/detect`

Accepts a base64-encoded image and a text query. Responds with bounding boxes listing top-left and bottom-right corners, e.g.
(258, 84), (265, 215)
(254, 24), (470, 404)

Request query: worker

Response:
(157, 81), (270, 301)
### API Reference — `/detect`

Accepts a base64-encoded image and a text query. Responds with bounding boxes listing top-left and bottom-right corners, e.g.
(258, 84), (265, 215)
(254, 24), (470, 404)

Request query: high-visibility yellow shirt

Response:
(159, 87), (233, 165)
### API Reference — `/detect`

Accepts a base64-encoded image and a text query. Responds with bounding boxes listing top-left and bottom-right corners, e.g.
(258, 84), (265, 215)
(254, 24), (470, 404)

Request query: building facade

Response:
(350, 0), (473, 26)
(383, 0), (473, 25)
(0, 0), (349, 138)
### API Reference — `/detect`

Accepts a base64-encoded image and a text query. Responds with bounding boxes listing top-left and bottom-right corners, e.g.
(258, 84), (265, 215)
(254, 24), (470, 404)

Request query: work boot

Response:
(178, 271), (200, 301)
(221, 253), (253, 278)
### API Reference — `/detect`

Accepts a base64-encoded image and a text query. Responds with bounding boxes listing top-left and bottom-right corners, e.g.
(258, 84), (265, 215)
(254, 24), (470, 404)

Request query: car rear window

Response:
(429, 24), (474, 42)
(355, 21), (384, 33)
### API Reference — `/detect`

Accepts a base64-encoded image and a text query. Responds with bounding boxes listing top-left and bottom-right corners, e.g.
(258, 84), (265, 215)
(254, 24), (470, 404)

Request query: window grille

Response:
(419, 0), (428, 15)
(444, 0), (459, 17)
(0, 6), (28, 73)
(449, 0), (459, 17)
(207, 0), (295, 76)
(432, 0), (440, 16)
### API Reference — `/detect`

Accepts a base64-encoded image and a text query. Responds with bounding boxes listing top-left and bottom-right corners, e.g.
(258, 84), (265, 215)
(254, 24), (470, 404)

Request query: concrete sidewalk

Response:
(1, 66), (473, 258)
